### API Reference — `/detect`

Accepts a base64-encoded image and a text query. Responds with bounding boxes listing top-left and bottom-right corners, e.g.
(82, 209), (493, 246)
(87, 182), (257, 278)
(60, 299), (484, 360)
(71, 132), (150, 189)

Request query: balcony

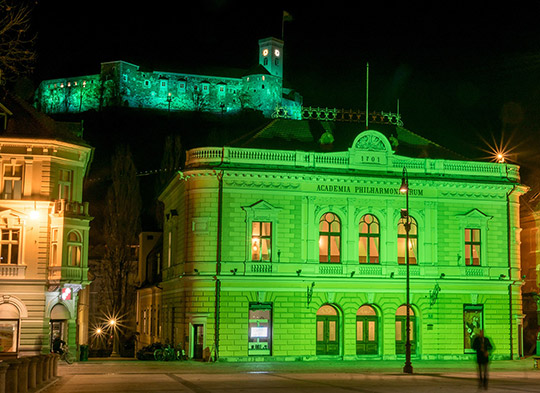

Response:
(52, 199), (90, 217)
(48, 266), (89, 284)
(0, 264), (26, 279)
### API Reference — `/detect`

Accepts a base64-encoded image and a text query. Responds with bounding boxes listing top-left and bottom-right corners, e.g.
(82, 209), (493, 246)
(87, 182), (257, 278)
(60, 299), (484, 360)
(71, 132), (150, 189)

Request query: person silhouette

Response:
(472, 330), (493, 390)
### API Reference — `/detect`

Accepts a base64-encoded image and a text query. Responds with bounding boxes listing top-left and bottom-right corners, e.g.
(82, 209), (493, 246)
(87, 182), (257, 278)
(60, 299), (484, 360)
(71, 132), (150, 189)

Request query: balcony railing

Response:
(48, 266), (89, 283)
(0, 264), (26, 279)
(53, 199), (90, 217)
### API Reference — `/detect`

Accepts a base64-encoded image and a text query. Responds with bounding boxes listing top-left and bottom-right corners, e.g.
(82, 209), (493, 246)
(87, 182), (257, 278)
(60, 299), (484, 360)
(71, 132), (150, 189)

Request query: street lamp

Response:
(400, 167), (413, 374)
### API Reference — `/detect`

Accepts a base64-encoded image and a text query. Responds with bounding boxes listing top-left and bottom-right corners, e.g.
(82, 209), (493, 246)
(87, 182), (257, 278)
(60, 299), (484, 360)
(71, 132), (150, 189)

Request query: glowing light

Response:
(478, 131), (520, 164)
(29, 210), (39, 220)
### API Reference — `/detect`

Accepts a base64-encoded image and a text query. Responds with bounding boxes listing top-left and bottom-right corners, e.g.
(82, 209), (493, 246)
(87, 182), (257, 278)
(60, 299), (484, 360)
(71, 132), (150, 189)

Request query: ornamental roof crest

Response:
(349, 130), (393, 167)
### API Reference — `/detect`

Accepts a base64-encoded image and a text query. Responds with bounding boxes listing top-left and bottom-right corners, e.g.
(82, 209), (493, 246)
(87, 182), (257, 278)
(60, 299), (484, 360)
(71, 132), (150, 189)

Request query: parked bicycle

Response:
(154, 343), (187, 361)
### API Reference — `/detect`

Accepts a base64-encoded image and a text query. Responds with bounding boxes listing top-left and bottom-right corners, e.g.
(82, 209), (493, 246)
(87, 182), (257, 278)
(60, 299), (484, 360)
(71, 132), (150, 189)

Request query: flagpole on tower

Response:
(366, 62), (369, 129)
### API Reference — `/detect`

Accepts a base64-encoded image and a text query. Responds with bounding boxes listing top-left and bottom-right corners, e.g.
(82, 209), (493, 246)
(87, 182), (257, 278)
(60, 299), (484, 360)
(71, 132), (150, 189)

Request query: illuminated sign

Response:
(250, 327), (268, 338)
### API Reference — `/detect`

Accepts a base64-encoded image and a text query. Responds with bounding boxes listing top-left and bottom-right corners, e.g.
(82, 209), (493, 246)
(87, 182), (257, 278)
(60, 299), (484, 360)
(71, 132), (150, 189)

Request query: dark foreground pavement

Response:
(39, 357), (540, 393)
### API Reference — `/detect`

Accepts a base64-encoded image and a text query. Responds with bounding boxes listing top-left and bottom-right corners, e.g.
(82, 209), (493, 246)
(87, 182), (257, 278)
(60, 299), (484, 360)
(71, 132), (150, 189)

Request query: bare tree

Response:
(0, 0), (36, 85)
(101, 145), (142, 325)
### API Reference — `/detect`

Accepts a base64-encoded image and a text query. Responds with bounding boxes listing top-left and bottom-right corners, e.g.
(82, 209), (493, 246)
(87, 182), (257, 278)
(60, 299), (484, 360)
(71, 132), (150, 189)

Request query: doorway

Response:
(193, 324), (204, 360)
(395, 305), (416, 355)
(356, 305), (378, 355)
(316, 305), (340, 355)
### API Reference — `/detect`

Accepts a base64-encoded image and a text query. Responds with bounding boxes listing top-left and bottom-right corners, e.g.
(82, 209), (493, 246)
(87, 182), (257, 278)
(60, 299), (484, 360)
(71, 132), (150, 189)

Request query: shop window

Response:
(0, 228), (19, 265)
(248, 303), (271, 356)
(359, 214), (380, 263)
(0, 303), (20, 353)
(251, 221), (272, 261)
(2, 162), (23, 199)
(464, 304), (483, 353)
(319, 212), (341, 263)
(397, 216), (418, 264)
(67, 231), (82, 266)
(465, 228), (481, 266)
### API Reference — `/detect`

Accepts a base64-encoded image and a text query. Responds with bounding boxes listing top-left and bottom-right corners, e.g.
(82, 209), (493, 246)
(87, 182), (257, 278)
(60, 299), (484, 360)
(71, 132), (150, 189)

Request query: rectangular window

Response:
(251, 221), (271, 261)
(465, 228), (481, 266)
(464, 304), (483, 353)
(58, 169), (72, 200)
(248, 303), (271, 356)
(2, 163), (23, 199)
(0, 229), (19, 265)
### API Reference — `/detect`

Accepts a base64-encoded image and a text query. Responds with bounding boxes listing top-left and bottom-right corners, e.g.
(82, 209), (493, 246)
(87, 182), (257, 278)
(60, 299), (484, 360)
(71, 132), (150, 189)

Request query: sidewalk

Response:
(42, 358), (540, 393)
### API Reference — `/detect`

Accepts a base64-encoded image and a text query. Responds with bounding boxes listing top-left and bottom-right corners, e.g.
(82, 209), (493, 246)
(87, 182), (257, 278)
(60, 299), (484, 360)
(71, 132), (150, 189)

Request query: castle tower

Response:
(258, 37), (284, 78)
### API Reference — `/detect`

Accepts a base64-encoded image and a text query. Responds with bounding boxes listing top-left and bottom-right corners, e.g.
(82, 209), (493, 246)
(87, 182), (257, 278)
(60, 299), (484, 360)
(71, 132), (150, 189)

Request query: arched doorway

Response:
(395, 305), (416, 355)
(316, 305), (339, 355)
(50, 303), (71, 350)
(356, 305), (378, 355)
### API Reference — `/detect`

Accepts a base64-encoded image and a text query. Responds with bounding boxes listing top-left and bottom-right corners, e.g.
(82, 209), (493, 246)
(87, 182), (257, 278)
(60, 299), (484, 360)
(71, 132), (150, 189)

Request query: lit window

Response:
(465, 228), (481, 266)
(0, 303), (20, 353)
(0, 228), (19, 265)
(397, 216), (417, 264)
(359, 214), (380, 264)
(2, 163), (23, 199)
(319, 213), (341, 263)
(251, 222), (271, 261)
(67, 231), (82, 266)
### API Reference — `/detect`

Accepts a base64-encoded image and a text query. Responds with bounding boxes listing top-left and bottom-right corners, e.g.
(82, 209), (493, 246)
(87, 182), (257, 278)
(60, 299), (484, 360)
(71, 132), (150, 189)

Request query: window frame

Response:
(251, 221), (272, 262)
(464, 228), (482, 266)
(319, 212), (341, 263)
(397, 216), (418, 265)
(359, 214), (380, 264)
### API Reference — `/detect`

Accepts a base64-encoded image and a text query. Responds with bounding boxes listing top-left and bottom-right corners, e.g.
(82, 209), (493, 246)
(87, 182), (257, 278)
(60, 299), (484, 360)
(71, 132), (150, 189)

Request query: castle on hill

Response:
(34, 37), (303, 119)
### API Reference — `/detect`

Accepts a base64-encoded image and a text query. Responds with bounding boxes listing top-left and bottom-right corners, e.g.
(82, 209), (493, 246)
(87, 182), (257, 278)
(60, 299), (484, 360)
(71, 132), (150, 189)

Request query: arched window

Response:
(319, 213), (341, 263)
(67, 231), (82, 266)
(397, 216), (418, 264)
(359, 214), (380, 263)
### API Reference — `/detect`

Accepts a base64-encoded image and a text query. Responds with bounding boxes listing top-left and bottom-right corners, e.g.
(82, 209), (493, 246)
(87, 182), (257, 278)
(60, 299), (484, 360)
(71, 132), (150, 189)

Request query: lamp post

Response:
(400, 167), (413, 374)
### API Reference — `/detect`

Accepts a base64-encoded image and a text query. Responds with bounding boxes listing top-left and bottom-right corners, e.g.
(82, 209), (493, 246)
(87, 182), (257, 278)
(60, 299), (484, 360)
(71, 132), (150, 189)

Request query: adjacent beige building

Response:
(0, 93), (93, 358)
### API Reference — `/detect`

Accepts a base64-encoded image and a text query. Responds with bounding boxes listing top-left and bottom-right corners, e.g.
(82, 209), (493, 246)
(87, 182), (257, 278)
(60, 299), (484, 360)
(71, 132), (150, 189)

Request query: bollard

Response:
(51, 354), (59, 377)
(16, 358), (29, 393)
(0, 361), (10, 393)
(34, 357), (42, 387)
(4, 360), (21, 393)
(38, 355), (48, 385)
(26, 357), (40, 390)
(47, 354), (54, 380)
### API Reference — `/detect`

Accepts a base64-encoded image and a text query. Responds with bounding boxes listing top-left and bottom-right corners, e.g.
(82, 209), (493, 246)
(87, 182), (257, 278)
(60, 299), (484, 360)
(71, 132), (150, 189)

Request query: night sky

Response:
(30, 1), (540, 167)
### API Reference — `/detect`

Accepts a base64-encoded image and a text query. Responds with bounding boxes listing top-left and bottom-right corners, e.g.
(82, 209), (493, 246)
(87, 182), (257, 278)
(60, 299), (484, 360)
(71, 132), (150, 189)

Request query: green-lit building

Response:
(34, 37), (303, 120)
(149, 121), (527, 361)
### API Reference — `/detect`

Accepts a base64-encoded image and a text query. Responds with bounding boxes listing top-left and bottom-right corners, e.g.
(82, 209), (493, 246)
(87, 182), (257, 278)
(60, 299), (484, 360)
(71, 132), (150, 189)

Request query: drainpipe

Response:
(214, 148), (225, 361)
(507, 183), (517, 360)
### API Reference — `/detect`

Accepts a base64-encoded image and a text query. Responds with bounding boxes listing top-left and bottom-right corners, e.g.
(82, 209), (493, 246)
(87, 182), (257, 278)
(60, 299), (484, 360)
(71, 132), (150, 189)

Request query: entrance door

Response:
(356, 305), (378, 355)
(193, 324), (204, 359)
(316, 305), (339, 355)
(395, 305), (416, 355)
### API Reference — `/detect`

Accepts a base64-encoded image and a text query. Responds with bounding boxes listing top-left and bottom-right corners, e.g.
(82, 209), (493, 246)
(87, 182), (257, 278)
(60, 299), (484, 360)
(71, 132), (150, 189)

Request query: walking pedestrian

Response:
(472, 329), (492, 390)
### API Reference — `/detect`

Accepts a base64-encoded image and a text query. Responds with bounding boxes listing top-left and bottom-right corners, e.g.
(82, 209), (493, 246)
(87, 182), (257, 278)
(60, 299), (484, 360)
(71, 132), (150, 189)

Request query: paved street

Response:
(40, 358), (540, 393)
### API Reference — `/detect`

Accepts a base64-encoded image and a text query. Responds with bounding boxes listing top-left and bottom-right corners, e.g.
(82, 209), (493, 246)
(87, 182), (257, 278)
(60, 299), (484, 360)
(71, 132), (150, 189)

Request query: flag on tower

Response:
(283, 10), (293, 22)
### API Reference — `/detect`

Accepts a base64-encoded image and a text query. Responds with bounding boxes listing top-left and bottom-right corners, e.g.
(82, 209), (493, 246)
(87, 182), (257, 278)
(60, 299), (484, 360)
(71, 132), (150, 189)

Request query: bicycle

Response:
(154, 343), (186, 361)
(57, 344), (75, 364)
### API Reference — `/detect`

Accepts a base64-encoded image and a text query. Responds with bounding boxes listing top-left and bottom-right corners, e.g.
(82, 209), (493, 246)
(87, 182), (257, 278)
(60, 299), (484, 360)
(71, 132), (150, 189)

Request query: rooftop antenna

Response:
(365, 62), (369, 129)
